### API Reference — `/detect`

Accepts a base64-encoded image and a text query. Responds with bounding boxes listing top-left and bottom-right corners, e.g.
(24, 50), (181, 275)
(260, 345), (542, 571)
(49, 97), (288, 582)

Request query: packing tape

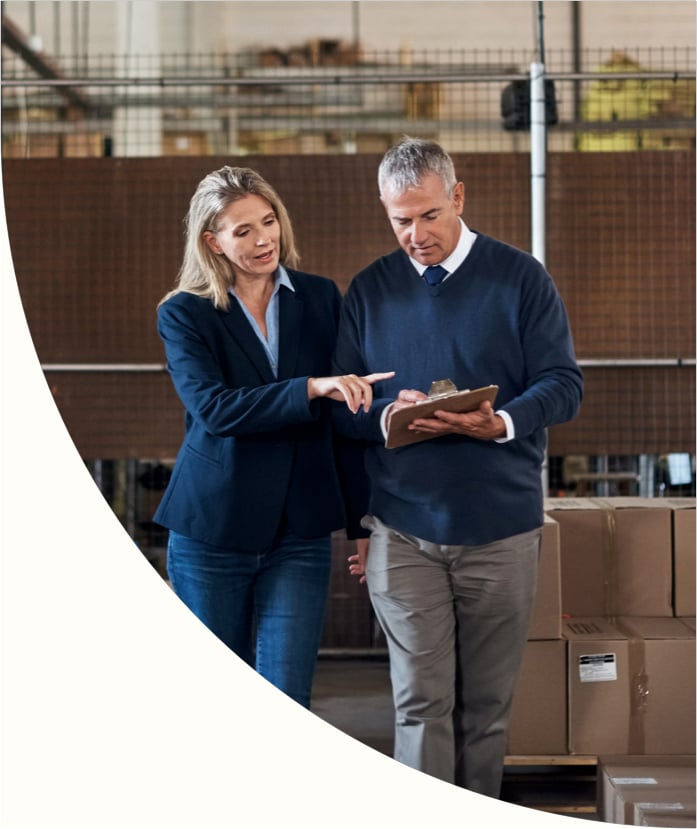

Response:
(627, 635), (648, 755)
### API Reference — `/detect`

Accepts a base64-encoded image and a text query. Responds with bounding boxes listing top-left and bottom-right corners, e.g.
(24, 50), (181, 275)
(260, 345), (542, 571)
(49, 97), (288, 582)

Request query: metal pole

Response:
(532, 3), (548, 493)
(38, 357), (695, 372)
(530, 60), (546, 266)
(530, 67), (548, 495)
(2, 70), (691, 90)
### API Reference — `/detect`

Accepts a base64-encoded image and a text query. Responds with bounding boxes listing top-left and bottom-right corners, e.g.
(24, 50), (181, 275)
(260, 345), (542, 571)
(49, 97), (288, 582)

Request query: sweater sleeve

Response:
(498, 263), (583, 439)
(331, 294), (392, 445)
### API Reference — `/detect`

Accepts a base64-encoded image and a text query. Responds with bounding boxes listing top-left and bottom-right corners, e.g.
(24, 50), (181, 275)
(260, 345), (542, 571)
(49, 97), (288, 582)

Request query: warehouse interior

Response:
(2, 1), (695, 827)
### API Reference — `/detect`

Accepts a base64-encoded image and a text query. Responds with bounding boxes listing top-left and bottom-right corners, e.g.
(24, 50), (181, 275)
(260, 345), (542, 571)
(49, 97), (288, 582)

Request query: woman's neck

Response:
(232, 273), (276, 337)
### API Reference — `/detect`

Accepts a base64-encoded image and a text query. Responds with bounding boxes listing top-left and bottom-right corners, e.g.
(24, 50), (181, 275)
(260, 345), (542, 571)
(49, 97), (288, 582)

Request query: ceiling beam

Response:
(1, 13), (91, 111)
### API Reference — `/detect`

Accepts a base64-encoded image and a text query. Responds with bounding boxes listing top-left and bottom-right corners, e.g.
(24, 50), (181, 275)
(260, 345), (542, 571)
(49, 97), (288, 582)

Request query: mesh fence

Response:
(2, 46), (695, 647)
(2, 46), (695, 156)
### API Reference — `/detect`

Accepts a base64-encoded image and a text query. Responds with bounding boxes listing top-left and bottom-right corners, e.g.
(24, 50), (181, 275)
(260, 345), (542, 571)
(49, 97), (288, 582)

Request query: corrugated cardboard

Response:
(545, 497), (675, 618)
(506, 639), (567, 755)
(565, 618), (697, 757)
(527, 513), (562, 640)
(564, 617), (630, 755)
(544, 498), (609, 617)
(615, 617), (696, 755)
(635, 804), (696, 827)
(593, 498), (673, 617)
(597, 755), (696, 824)
(665, 498), (696, 617)
(623, 788), (696, 825)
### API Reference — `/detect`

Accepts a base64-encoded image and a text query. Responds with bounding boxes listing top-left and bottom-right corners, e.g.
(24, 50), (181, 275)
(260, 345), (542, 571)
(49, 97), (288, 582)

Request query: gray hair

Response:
(378, 136), (457, 199)
(159, 166), (299, 310)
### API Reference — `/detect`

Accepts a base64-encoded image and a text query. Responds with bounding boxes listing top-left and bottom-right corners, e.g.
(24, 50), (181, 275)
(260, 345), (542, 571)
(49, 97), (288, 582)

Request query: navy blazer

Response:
(154, 270), (362, 551)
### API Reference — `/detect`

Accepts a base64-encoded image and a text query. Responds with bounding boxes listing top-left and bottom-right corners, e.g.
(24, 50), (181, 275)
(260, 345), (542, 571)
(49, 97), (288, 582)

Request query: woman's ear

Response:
(203, 230), (223, 255)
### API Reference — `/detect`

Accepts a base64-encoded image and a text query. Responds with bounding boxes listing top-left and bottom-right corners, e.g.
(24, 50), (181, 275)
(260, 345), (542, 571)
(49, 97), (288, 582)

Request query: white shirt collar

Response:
(410, 219), (477, 277)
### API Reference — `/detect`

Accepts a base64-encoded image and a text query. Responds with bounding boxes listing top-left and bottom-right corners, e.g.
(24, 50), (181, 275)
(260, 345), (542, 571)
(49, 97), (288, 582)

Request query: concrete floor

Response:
(312, 654), (394, 756)
(311, 656), (599, 821)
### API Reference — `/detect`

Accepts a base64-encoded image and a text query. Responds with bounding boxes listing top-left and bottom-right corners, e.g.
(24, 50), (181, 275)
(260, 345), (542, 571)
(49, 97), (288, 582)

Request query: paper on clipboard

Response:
(385, 380), (499, 449)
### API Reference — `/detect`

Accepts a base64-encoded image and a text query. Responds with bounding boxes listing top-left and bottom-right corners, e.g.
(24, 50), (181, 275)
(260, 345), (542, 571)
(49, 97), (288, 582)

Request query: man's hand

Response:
(384, 388), (429, 428)
(348, 537), (370, 584)
(409, 399), (506, 441)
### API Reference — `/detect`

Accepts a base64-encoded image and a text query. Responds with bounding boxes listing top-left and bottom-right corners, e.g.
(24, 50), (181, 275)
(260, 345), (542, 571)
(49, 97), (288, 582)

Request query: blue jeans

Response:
(167, 529), (331, 708)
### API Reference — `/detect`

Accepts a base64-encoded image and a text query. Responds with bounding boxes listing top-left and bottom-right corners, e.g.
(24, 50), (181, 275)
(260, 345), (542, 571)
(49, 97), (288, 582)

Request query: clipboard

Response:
(385, 380), (499, 449)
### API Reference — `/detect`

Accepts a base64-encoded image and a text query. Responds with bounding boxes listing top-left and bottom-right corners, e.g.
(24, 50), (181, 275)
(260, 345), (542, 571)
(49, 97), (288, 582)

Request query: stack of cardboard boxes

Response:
(597, 756), (696, 826)
(506, 497), (695, 824)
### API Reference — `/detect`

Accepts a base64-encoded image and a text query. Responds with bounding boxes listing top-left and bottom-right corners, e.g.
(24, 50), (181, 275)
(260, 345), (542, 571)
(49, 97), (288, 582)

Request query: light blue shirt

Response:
(229, 265), (295, 378)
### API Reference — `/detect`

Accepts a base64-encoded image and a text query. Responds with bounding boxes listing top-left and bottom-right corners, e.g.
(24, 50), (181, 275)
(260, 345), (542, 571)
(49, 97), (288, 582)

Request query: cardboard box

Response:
(545, 498), (674, 618)
(666, 498), (696, 617)
(593, 498), (674, 617)
(635, 804), (696, 827)
(565, 618), (696, 757)
(527, 513), (562, 640)
(597, 755), (696, 824)
(615, 617), (696, 755)
(545, 498), (610, 617)
(564, 617), (631, 755)
(623, 788), (695, 825)
(506, 639), (567, 755)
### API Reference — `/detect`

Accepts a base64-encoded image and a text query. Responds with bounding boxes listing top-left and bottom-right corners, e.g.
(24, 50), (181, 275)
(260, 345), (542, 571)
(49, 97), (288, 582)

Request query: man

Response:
(332, 137), (582, 797)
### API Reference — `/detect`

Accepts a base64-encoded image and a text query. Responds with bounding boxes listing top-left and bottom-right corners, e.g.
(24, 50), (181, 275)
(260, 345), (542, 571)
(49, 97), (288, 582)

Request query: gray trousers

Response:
(363, 515), (540, 797)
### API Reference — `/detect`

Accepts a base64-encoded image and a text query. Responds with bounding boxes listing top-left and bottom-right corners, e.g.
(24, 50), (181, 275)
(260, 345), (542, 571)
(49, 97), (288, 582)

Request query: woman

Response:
(154, 166), (391, 707)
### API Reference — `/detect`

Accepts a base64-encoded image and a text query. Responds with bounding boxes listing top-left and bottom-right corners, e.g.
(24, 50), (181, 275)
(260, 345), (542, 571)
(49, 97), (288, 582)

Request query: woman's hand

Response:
(307, 372), (395, 414)
(348, 537), (370, 584)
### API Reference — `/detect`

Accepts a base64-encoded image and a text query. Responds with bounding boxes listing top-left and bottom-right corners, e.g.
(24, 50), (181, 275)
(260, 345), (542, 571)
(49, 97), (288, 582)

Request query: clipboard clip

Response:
(427, 378), (469, 401)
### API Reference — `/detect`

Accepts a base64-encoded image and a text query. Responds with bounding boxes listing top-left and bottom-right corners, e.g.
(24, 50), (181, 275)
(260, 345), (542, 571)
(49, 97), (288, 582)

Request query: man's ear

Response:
(203, 230), (222, 255)
(454, 181), (465, 215)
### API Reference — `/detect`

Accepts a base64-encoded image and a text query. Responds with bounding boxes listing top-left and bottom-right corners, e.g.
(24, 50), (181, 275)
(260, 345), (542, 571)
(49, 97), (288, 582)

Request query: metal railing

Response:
(3, 47), (695, 156)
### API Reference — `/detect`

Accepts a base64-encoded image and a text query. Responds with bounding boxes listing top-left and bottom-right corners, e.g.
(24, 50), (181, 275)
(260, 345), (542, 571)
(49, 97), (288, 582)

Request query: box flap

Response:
(593, 497), (673, 512)
(617, 616), (697, 640)
(563, 617), (627, 640)
(664, 497), (696, 511)
(545, 497), (604, 511)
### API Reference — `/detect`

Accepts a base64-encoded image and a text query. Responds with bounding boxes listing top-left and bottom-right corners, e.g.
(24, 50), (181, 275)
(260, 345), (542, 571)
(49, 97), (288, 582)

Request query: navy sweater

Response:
(332, 233), (583, 546)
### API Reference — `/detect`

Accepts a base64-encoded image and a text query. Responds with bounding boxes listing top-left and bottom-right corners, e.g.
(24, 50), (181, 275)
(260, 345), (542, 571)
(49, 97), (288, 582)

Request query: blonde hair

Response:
(159, 166), (300, 310)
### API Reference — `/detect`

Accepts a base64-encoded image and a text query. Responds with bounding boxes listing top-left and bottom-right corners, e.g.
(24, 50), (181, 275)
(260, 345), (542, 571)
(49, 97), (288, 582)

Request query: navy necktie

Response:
(423, 264), (447, 285)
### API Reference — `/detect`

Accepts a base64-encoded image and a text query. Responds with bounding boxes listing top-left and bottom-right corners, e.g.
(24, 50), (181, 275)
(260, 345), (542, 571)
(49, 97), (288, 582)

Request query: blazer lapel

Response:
(221, 298), (276, 384)
(277, 285), (303, 380)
